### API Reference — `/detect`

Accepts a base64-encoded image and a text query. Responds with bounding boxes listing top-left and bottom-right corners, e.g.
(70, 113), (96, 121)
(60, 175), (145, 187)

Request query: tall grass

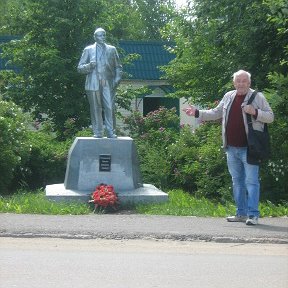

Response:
(0, 189), (287, 217)
(136, 189), (235, 217)
(136, 189), (288, 217)
(0, 190), (91, 215)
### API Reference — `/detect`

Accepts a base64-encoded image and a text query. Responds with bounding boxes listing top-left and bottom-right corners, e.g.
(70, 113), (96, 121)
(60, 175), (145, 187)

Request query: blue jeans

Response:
(226, 146), (260, 217)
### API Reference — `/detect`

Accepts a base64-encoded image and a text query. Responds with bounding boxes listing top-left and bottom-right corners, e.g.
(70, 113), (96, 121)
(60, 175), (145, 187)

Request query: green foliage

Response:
(124, 107), (231, 201)
(137, 143), (172, 188)
(1, 0), (286, 206)
(62, 117), (80, 139)
(261, 0), (288, 202)
(7, 119), (109, 194)
(162, 0), (286, 104)
(194, 125), (231, 201)
(261, 73), (288, 201)
(159, 0), (288, 202)
(0, 0), (97, 135)
(259, 200), (288, 217)
(124, 107), (179, 189)
(0, 100), (30, 194)
(167, 126), (199, 191)
(124, 106), (179, 138)
(0, 0), (176, 138)
(264, 0), (288, 35)
(132, 0), (177, 40)
(261, 80), (288, 201)
(126, 105), (286, 203)
(168, 123), (231, 202)
(12, 130), (71, 191)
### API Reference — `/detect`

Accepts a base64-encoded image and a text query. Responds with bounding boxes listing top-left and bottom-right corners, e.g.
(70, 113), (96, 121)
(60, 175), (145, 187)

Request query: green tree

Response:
(260, 0), (288, 201)
(161, 0), (288, 202)
(132, 0), (176, 40)
(162, 0), (287, 104)
(0, 0), (178, 138)
(0, 0), (8, 31)
(1, 0), (107, 137)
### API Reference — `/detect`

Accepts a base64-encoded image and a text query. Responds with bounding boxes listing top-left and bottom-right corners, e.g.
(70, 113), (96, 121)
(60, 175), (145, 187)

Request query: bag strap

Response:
(246, 91), (268, 132)
(247, 90), (258, 105)
(246, 91), (258, 127)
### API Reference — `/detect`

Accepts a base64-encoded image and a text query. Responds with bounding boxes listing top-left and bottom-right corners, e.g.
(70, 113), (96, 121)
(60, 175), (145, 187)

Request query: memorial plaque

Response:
(99, 154), (111, 172)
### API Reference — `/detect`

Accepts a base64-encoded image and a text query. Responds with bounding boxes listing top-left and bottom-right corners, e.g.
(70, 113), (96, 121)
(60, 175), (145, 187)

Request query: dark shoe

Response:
(107, 134), (117, 138)
(246, 216), (258, 225)
(227, 215), (247, 222)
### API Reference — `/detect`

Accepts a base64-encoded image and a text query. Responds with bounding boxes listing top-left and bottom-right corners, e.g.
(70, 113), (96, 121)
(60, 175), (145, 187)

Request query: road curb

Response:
(1, 232), (287, 244)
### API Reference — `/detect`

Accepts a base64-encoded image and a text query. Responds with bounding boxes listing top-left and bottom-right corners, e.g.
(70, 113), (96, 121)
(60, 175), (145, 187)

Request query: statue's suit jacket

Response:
(78, 43), (122, 91)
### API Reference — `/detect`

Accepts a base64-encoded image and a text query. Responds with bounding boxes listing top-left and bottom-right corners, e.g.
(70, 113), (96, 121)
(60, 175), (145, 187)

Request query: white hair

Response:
(233, 70), (251, 82)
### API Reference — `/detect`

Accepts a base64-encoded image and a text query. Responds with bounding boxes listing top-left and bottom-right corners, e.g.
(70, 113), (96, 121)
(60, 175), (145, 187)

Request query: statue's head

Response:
(94, 28), (106, 44)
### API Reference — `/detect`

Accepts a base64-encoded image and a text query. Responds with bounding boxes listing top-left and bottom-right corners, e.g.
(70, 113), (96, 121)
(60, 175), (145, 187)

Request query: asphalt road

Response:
(1, 214), (287, 288)
(1, 237), (287, 288)
(0, 213), (287, 244)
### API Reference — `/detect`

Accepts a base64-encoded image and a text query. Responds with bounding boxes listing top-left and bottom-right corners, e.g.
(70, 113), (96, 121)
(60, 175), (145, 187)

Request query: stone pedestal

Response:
(45, 137), (168, 204)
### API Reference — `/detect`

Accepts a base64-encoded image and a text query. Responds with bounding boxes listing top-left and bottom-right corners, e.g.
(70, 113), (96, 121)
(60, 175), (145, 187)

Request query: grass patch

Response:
(136, 189), (235, 217)
(0, 189), (287, 217)
(135, 189), (288, 217)
(259, 200), (288, 217)
(0, 190), (91, 215)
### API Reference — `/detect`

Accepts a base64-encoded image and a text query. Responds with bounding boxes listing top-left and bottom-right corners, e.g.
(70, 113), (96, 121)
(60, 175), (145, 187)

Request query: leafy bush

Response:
(0, 100), (30, 194)
(168, 123), (232, 202)
(124, 107), (232, 201)
(261, 70), (288, 202)
(11, 126), (97, 192)
(260, 131), (288, 203)
(167, 126), (200, 191)
(125, 103), (287, 204)
(137, 142), (172, 188)
(12, 131), (72, 191)
(124, 107), (180, 189)
(123, 106), (179, 139)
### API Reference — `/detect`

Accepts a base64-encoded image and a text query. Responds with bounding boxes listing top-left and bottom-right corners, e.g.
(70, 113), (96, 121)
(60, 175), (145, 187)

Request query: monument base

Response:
(45, 136), (168, 205)
(45, 183), (168, 204)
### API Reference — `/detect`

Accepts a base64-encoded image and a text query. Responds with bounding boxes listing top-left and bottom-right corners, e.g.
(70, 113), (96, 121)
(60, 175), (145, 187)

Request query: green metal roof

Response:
(0, 37), (175, 81)
(119, 40), (175, 80)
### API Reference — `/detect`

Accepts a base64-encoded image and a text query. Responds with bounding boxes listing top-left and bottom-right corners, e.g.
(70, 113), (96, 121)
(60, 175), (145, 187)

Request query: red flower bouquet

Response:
(89, 184), (119, 211)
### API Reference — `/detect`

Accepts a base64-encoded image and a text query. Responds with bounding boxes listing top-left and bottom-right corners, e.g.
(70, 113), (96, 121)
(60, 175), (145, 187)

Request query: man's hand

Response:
(183, 105), (197, 116)
(243, 104), (256, 116)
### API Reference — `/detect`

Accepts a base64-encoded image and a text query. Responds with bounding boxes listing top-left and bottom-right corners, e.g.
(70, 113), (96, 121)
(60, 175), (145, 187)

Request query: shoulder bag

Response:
(246, 91), (271, 165)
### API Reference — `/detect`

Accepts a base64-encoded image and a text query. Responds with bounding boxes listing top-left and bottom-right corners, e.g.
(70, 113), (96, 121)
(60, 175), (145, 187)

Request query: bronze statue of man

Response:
(78, 28), (122, 138)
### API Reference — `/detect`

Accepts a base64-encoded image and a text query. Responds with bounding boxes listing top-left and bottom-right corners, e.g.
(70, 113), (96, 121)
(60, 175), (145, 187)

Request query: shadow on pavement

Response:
(254, 224), (288, 233)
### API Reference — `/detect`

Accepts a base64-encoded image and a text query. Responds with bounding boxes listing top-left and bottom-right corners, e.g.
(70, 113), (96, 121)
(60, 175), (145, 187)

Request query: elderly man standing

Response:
(184, 70), (274, 225)
(78, 27), (122, 138)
